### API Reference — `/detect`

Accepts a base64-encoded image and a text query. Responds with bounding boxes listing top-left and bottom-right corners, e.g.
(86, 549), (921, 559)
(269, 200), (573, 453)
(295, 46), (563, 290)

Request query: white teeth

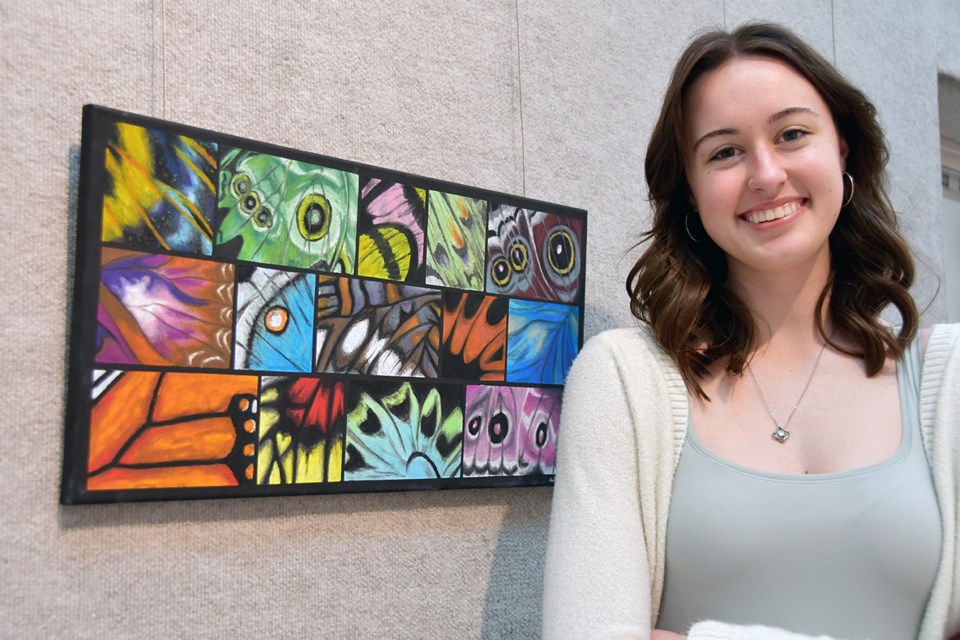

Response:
(745, 200), (800, 224)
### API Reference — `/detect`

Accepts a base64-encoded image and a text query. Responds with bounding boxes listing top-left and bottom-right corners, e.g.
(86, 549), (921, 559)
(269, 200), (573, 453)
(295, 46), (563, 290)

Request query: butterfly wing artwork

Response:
(258, 376), (345, 484)
(215, 149), (359, 272)
(95, 248), (234, 368)
(463, 385), (561, 476)
(86, 370), (259, 491)
(486, 206), (583, 303)
(234, 266), (316, 373)
(425, 191), (487, 290)
(356, 177), (427, 283)
(343, 381), (463, 481)
(314, 276), (441, 377)
(440, 292), (507, 381)
(506, 299), (579, 385)
(101, 122), (217, 254)
(64, 106), (586, 503)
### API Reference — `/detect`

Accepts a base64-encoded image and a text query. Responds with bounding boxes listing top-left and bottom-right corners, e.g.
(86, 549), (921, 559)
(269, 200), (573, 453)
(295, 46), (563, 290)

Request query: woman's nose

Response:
(747, 146), (787, 192)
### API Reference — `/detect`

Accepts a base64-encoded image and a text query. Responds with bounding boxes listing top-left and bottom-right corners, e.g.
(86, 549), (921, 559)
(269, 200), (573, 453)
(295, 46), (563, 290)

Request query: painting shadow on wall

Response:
(56, 482), (521, 528)
(61, 145), (81, 434)
(480, 487), (552, 639)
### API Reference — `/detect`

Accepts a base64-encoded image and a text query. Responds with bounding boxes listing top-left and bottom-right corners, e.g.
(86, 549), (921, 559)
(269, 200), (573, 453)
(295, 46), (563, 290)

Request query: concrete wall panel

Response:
(835, 0), (945, 321)
(725, 0), (835, 62)
(160, 0), (524, 192)
(518, 0), (723, 336)
(939, 0), (960, 79)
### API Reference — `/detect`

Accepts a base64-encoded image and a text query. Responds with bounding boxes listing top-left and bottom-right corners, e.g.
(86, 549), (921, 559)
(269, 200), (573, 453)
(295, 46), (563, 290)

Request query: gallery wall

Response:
(1, 1), (957, 637)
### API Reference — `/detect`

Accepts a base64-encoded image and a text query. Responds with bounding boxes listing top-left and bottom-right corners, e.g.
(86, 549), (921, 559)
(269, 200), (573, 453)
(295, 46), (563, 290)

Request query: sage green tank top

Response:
(658, 341), (942, 638)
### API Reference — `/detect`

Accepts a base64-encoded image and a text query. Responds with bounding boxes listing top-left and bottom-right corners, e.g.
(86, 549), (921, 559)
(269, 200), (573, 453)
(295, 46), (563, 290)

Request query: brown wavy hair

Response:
(626, 22), (917, 398)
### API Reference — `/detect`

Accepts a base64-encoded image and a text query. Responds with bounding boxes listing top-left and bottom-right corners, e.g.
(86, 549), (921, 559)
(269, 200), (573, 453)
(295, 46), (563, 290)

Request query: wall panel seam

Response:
(514, 0), (527, 196)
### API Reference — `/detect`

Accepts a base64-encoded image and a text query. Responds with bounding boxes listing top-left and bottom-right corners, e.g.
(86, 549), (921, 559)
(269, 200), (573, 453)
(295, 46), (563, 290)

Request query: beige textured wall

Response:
(0, 1), (952, 638)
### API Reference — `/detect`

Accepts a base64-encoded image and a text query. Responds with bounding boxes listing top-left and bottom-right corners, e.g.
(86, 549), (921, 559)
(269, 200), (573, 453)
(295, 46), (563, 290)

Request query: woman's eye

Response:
(708, 147), (737, 162)
(780, 128), (808, 143)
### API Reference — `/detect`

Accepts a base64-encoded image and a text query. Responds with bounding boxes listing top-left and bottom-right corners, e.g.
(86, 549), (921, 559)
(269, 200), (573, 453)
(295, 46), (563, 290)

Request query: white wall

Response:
(0, 1), (952, 638)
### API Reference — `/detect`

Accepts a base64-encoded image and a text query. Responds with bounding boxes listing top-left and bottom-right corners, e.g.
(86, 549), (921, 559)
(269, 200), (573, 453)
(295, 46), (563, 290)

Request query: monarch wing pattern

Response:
(87, 370), (259, 491)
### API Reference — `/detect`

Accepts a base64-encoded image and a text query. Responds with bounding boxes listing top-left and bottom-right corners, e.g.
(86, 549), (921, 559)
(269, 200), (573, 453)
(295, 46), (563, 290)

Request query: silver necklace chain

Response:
(747, 341), (829, 444)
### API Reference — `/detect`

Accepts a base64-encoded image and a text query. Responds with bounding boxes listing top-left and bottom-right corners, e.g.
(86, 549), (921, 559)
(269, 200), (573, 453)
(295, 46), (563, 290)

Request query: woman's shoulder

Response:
(569, 325), (683, 390)
(924, 323), (960, 359)
(575, 326), (665, 369)
(918, 325), (960, 415)
(929, 322), (960, 340)
(581, 325), (664, 353)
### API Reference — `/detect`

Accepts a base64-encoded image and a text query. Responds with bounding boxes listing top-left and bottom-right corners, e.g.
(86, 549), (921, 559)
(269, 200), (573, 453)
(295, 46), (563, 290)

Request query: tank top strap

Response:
(899, 335), (922, 401)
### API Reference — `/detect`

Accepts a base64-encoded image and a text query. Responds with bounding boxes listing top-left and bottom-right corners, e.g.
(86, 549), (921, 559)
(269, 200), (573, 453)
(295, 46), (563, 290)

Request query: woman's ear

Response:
(839, 136), (849, 167)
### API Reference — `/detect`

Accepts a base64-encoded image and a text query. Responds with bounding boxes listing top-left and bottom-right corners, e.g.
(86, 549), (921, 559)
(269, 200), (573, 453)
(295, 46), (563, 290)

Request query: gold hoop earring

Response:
(685, 212), (704, 243)
(842, 172), (855, 207)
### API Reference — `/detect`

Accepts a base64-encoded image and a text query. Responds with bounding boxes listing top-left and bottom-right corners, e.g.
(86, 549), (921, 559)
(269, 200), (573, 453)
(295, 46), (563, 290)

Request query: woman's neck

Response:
(726, 254), (833, 356)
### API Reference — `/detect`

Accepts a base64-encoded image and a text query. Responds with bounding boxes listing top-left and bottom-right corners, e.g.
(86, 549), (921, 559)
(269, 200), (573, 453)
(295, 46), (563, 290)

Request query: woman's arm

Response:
(685, 622), (844, 639)
(542, 333), (653, 639)
(655, 624), (845, 639)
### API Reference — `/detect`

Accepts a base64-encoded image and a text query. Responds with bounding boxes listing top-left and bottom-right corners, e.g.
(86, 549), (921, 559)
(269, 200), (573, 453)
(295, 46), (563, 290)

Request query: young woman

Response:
(542, 23), (960, 640)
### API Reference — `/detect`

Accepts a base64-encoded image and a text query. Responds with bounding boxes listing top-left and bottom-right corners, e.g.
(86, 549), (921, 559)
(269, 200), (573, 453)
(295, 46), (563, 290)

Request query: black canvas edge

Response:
(61, 105), (107, 505)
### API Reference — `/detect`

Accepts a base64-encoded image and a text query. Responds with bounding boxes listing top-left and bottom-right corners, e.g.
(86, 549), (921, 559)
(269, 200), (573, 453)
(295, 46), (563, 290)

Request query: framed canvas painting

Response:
(61, 105), (587, 503)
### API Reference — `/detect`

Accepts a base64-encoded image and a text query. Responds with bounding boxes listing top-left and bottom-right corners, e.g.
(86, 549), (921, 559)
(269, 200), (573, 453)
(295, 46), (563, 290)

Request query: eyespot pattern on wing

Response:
(215, 149), (358, 272)
(462, 385), (560, 477)
(234, 266), (316, 373)
(485, 206), (583, 303)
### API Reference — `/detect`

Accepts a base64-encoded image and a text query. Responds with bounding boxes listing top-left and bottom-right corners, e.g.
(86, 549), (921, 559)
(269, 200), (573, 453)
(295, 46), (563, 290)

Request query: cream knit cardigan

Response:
(542, 323), (960, 640)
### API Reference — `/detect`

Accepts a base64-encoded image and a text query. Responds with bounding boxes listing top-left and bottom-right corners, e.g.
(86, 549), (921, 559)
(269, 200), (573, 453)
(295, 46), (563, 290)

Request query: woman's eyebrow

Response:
(769, 106), (819, 123)
(691, 128), (738, 154)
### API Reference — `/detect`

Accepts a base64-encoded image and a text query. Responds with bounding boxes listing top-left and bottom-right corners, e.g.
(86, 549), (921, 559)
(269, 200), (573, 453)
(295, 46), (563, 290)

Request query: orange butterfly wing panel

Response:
(87, 371), (259, 490)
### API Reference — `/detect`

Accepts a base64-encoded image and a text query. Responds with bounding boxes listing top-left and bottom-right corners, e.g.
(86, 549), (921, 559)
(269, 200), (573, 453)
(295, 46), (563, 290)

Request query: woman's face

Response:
(683, 55), (848, 280)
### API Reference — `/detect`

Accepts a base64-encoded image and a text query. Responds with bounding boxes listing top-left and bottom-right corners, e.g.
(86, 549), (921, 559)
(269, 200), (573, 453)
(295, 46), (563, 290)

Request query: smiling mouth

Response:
(742, 199), (804, 224)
